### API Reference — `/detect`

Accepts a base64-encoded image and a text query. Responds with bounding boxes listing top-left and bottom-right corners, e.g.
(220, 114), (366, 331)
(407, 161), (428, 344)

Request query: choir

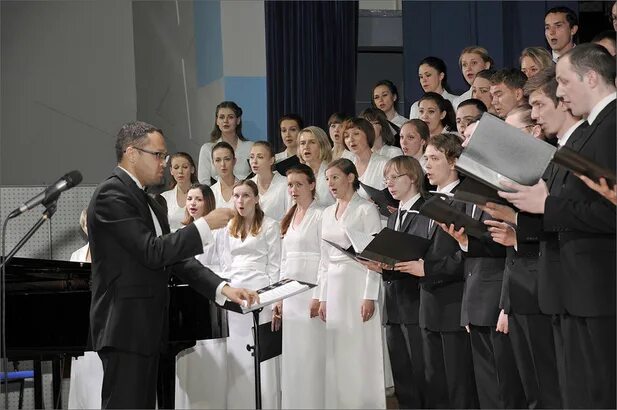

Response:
(68, 7), (616, 409)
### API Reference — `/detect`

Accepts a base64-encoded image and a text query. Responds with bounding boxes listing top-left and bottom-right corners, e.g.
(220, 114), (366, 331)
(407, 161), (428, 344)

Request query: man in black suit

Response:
(414, 134), (478, 409)
(444, 205), (526, 409)
(364, 155), (430, 408)
(88, 121), (257, 409)
(499, 44), (616, 409)
(484, 66), (581, 409)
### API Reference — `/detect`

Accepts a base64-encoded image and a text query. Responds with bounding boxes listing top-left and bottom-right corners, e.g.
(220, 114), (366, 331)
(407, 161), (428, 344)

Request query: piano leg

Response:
(33, 359), (43, 409)
(51, 357), (62, 409)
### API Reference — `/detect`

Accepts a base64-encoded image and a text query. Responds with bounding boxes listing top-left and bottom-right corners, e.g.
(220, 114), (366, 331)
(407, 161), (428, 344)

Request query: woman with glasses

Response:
(272, 164), (326, 409)
(297, 126), (335, 207)
(275, 114), (304, 163)
(217, 179), (282, 409)
(161, 152), (198, 232)
(519, 47), (553, 79)
(198, 101), (254, 185)
(343, 118), (388, 200)
(210, 141), (239, 209)
(361, 108), (403, 159)
(249, 141), (289, 220)
(371, 80), (408, 128)
(453, 46), (493, 107)
(505, 103), (544, 140)
(175, 184), (229, 409)
(410, 57), (459, 119)
(318, 158), (385, 409)
(328, 112), (355, 161)
(418, 92), (457, 138)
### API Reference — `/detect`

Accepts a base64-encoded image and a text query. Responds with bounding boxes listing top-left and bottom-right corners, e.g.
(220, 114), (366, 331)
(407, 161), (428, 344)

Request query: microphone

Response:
(8, 170), (83, 218)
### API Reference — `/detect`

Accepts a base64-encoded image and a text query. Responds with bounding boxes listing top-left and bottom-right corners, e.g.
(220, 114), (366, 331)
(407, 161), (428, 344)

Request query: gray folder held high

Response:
(456, 113), (557, 192)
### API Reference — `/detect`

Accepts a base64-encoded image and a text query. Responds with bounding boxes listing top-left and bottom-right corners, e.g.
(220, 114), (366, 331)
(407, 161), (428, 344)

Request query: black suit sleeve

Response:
(92, 182), (205, 270)
(171, 258), (223, 301)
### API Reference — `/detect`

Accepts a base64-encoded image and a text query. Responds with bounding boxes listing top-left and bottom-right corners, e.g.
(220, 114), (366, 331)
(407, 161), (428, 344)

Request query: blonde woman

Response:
(297, 126), (335, 207)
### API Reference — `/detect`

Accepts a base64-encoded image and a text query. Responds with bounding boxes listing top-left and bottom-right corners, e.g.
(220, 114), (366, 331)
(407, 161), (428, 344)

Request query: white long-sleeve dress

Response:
(356, 153), (388, 201)
(251, 172), (289, 221)
(68, 244), (103, 410)
(161, 186), (186, 232)
(319, 193), (386, 409)
(175, 241), (228, 409)
(217, 216), (282, 409)
(280, 202), (326, 409)
(198, 138), (254, 184)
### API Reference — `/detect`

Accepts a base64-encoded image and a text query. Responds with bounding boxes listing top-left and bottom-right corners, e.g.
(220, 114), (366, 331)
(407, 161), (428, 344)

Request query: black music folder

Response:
(274, 154), (301, 176)
(456, 112), (557, 192)
(254, 321), (282, 362)
(442, 177), (509, 206)
(419, 195), (487, 238)
(360, 182), (399, 217)
(222, 278), (315, 314)
(552, 146), (616, 187)
(324, 227), (431, 267)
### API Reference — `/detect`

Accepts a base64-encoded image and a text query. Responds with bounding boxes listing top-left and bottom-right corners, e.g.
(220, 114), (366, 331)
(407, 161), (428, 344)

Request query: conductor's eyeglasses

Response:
(132, 147), (170, 164)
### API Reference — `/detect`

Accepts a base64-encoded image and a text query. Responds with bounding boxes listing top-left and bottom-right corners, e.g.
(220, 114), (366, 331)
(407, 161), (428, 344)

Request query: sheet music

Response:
(257, 279), (309, 305)
(345, 228), (375, 253)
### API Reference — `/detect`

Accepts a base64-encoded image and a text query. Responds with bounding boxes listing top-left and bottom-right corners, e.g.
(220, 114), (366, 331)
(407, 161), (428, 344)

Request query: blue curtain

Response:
(402, 0), (578, 115)
(265, 1), (358, 151)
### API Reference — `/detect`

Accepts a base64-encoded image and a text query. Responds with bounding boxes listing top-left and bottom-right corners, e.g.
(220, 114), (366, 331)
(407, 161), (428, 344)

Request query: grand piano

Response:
(3, 257), (226, 409)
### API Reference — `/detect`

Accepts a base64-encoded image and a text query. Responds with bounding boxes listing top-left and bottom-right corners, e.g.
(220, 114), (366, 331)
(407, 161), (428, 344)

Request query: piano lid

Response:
(2, 257), (91, 288)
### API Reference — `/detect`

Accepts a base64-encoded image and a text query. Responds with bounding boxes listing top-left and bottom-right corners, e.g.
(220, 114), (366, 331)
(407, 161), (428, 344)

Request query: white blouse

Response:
(160, 186), (186, 233)
(356, 153), (388, 200)
(217, 216), (281, 287)
(198, 138), (254, 185)
(211, 180), (236, 209)
(251, 172), (289, 221)
(375, 144), (403, 159)
(313, 162), (336, 208)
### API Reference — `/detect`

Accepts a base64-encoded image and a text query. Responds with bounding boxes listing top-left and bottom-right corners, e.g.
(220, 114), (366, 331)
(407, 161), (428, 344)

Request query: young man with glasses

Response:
(455, 98), (487, 136)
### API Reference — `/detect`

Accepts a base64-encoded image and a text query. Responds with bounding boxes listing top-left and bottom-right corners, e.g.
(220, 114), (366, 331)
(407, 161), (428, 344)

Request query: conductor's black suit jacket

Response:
(87, 167), (224, 355)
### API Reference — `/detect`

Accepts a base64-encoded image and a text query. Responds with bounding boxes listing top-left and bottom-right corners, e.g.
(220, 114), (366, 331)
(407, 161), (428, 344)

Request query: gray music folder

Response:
(456, 113), (557, 192)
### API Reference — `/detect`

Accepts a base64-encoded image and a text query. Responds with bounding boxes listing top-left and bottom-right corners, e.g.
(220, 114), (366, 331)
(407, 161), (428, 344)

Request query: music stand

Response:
(222, 279), (315, 409)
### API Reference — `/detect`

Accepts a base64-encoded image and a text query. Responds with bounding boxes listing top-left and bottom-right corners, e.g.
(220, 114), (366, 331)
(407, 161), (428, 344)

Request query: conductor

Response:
(87, 121), (257, 408)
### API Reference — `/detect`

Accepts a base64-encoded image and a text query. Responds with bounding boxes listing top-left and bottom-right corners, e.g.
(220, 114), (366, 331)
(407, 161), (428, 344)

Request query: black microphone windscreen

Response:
(65, 170), (83, 187)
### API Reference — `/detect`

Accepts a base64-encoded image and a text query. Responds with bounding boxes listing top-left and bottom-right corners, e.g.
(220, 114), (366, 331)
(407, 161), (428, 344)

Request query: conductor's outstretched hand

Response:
(222, 285), (259, 306)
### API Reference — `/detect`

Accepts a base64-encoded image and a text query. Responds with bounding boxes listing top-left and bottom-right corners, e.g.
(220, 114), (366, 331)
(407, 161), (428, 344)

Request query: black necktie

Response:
(396, 209), (407, 231)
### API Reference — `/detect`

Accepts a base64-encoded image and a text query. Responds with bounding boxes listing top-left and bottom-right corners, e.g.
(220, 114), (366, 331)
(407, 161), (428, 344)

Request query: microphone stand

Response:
(1, 201), (57, 410)
(0, 201), (57, 269)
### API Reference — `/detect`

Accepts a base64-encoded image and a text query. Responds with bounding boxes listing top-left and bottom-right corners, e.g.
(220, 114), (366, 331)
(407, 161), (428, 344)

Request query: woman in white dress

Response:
(409, 57), (460, 119)
(342, 117), (388, 199)
(68, 209), (103, 409)
(217, 180), (281, 409)
(198, 101), (254, 184)
(317, 158), (386, 409)
(174, 184), (228, 409)
(274, 114), (303, 162)
(400, 119), (430, 170)
(297, 126), (335, 207)
(210, 141), (239, 209)
(249, 141), (288, 220)
(272, 164), (326, 409)
(418, 92), (457, 138)
(371, 80), (408, 128)
(453, 46), (493, 107)
(160, 152), (198, 232)
(361, 107), (404, 159)
(328, 112), (355, 161)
